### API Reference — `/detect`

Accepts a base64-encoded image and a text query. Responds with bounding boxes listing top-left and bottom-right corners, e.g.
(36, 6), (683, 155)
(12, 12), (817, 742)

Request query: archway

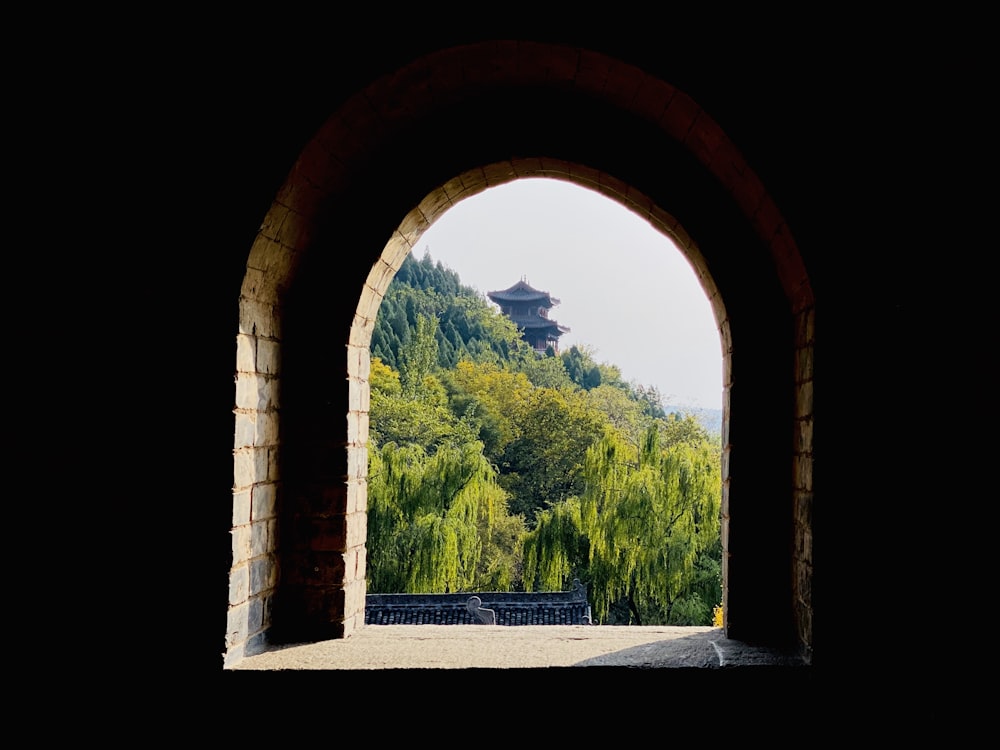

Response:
(226, 42), (813, 667)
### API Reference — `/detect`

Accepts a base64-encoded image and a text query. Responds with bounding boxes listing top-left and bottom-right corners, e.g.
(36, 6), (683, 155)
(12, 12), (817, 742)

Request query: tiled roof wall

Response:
(366, 583), (594, 626)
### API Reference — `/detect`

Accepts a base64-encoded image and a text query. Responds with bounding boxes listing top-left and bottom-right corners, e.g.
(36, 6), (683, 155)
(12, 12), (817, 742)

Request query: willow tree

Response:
(522, 497), (589, 593)
(367, 440), (523, 593)
(580, 426), (722, 624)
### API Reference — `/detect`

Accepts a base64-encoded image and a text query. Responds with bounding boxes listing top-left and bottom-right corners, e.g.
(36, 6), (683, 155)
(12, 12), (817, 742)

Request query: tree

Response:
(580, 426), (721, 624)
(497, 386), (607, 525)
(658, 411), (716, 449)
(367, 440), (523, 593)
(519, 352), (573, 390)
(369, 357), (479, 452)
(522, 496), (589, 592)
(398, 313), (439, 398)
(367, 253), (723, 611)
(584, 383), (657, 447)
(523, 425), (721, 624)
(445, 360), (534, 456)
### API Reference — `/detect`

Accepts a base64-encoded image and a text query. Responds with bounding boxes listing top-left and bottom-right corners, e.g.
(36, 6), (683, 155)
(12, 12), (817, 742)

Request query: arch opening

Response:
(363, 176), (726, 625)
(225, 42), (813, 668)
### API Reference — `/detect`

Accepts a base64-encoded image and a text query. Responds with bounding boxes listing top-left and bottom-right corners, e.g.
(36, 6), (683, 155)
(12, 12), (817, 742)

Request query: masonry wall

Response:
(222, 40), (816, 667)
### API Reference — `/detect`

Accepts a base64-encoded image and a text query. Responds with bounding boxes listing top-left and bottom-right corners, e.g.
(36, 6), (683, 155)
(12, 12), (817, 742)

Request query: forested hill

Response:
(371, 250), (523, 371)
(365, 251), (724, 623)
(371, 250), (718, 433)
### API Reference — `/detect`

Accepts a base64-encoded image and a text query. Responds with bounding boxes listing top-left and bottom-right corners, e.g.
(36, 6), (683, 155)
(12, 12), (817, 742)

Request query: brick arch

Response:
(227, 41), (814, 666)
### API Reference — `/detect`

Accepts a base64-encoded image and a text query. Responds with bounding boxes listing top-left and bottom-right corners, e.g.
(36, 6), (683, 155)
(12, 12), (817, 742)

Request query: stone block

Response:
(346, 410), (363, 445)
(257, 338), (280, 376)
(233, 411), (256, 450)
(238, 296), (279, 339)
(794, 456), (812, 493)
(796, 341), (814, 382)
(250, 555), (277, 594)
(660, 90), (700, 144)
(603, 58), (643, 111)
(234, 372), (268, 411)
(251, 518), (275, 558)
(344, 578), (367, 615)
(256, 205), (289, 246)
(719, 319), (734, 358)
(353, 286), (381, 328)
(266, 379), (280, 411)
(267, 446), (280, 482)
(395, 209), (430, 246)
(795, 559), (813, 604)
(348, 378), (363, 412)
(482, 161), (516, 185)
(796, 307), (815, 345)
(228, 563), (249, 606)
(795, 490), (813, 531)
(354, 547), (367, 582)
(632, 75), (674, 126)
(794, 417), (813, 456)
(346, 476), (367, 514)
(251, 482), (276, 521)
(273, 207), (315, 253)
(231, 525), (253, 564)
(222, 642), (245, 669)
(236, 333), (256, 373)
(347, 511), (368, 548)
(232, 488), (252, 526)
(232, 447), (264, 490)
(260, 411), (279, 445)
(243, 630), (269, 659)
(239, 266), (268, 306)
(225, 602), (249, 649)
(348, 445), (369, 481)
(364, 260), (395, 300)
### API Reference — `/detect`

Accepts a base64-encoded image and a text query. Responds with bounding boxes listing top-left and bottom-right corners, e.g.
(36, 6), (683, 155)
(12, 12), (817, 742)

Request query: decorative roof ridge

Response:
(486, 277), (555, 300)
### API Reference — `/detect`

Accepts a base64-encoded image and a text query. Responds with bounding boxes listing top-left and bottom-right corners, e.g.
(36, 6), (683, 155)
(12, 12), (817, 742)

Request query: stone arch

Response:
(226, 41), (814, 666)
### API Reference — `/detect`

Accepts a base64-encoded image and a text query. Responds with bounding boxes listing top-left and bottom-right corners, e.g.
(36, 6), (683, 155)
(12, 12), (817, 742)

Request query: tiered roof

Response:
(487, 278), (560, 307)
(487, 278), (569, 349)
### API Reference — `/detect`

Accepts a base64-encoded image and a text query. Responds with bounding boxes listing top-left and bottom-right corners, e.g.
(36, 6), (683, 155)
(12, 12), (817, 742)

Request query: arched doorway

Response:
(226, 42), (813, 667)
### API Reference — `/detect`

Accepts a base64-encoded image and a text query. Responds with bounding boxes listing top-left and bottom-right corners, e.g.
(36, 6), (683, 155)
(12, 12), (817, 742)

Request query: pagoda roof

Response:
(513, 318), (571, 333)
(487, 278), (560, 306)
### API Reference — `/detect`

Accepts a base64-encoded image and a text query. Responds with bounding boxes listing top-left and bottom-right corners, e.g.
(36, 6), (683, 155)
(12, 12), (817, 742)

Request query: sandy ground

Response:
(228, 624), (806, 670)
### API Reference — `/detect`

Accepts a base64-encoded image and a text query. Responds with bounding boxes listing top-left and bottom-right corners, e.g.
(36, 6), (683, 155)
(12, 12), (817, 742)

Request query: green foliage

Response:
(658, 411), (717, 449)
(584, 384), (658, 447)
(370, 357), (479, 453)
(399, 313), (440, 397)
(367, 440), (524, 593)
(518, 353), (574, 390)
(522, 497), (588, 592)
(370, 252), (527, 371)
(365, 250), (723, 624)
(559, 345), (607, 390)
(444, 359), (534, 456)
(497, 386), (607, 525)
(579, 426), (721, 624)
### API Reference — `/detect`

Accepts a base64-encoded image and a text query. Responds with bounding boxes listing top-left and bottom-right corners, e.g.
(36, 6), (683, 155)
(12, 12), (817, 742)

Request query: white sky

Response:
(412, 178), (723, 410)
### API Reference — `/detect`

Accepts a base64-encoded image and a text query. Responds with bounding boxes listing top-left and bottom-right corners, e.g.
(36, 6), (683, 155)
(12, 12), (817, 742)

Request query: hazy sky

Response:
(413, 178), (723, 410)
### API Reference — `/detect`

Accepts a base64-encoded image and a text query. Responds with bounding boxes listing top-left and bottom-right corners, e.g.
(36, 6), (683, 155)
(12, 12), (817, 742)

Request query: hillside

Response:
(374, 250), (717, 432)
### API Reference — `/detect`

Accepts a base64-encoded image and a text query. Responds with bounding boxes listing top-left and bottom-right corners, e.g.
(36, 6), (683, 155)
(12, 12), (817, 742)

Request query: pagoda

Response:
(487, 278), (570, 353)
